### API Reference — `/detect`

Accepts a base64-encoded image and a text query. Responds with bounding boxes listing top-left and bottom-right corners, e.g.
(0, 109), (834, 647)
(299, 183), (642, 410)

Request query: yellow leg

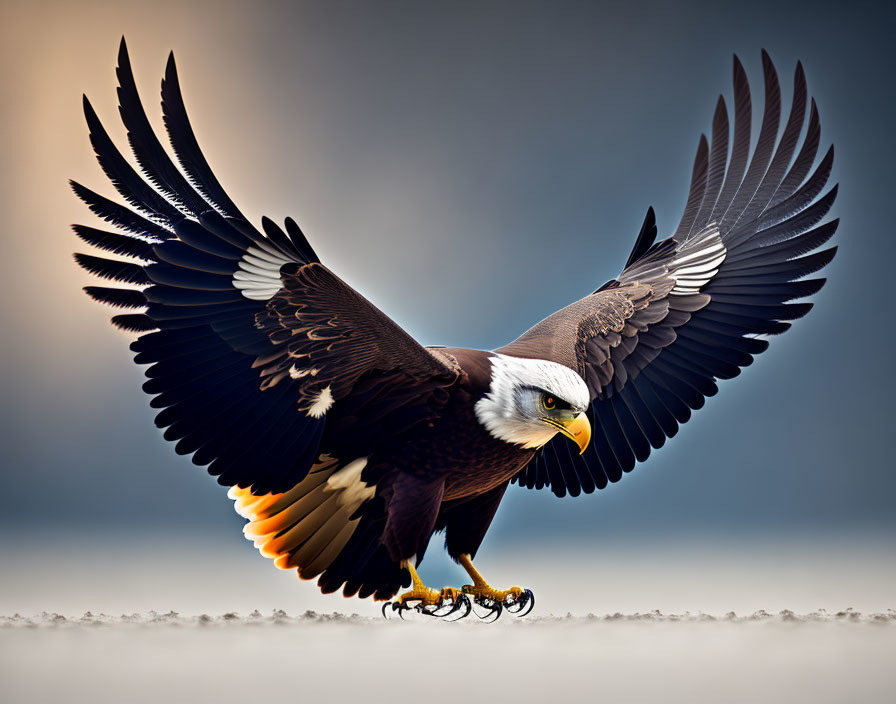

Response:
(395, 559), (462, 606)
(458, 554), (523, 603)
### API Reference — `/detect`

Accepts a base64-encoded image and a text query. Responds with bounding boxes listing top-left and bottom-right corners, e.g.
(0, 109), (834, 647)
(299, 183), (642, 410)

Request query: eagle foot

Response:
(382, 561), (472, 620)
(457, 554), (535, 619)
(382, 590), (471, 620)
(463, 586), (535, 619)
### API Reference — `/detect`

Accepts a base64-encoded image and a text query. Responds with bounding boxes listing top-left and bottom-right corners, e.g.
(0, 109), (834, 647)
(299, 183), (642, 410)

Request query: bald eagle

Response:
(74, 40), (837, 619)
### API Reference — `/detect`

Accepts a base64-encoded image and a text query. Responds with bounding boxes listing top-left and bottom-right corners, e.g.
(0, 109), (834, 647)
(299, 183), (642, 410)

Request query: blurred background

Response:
(1, 0), (894, 618)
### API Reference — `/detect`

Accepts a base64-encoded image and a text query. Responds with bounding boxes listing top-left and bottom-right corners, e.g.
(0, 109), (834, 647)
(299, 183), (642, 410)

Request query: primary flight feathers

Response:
(73, 40), (837, 603)
(511, 53), (837, 496)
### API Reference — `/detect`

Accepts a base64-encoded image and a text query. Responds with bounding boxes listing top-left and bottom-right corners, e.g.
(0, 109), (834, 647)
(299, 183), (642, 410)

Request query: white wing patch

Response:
(325, 458), (375, 515)
(232, 244), (294, 300)
(306, 385), (334, 418)
(669, 226), (727, 295)
(288, 365), (320, 380)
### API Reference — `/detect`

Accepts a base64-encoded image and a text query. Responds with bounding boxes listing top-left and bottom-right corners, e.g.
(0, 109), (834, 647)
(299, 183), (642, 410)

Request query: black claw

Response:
(424, 599), (454, 618)
(509, 589), (535, 617)
(475, 599), (503, 622)
(383, 592), (478, 622)
(428, 602), (454, 618)
(445, 594), (472, 621)
(459, 594), (473, 620)
(439, 598), (462, 618)
(389, 600), (412, 620)
(387, 593), (464, 620)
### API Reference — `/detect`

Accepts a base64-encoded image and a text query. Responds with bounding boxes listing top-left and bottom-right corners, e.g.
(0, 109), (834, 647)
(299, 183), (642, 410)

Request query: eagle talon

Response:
(415, 594), (470, 620)
(462, 584), (528, 609)
(505, 588), (535, 616)
(419, 603), (443, 617)
(381, 600), (414, 620)
(473, 598), (503, 622)
(389, 559), (469, 620)
(444, 594), (472, 621)
(392, 560), (466, 618)
(422, 593), (465, 619)
(436, 598), (458, 618)
(457, 554), (535, 620)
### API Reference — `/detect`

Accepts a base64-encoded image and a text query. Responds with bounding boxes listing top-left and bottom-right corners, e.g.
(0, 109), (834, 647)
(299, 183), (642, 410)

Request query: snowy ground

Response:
(3, 610), (895, 703)
(2, 533), (894, 703)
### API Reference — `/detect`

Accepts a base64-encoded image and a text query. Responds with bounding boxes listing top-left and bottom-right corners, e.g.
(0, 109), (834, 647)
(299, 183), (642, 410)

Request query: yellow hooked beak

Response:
(544, 412), (592, 455)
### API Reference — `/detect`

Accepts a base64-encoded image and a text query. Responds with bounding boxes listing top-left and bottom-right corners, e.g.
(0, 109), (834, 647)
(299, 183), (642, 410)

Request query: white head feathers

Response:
(474, 354), (589, 449)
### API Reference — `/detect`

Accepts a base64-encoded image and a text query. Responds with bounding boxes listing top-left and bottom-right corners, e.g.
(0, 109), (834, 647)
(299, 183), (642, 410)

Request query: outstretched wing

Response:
(504, 52), (838, 497)
(74, 39), (458, 498)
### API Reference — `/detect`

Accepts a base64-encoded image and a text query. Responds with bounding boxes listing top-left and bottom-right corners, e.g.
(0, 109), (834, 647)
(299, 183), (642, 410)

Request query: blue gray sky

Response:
(1, 0), (894, 552)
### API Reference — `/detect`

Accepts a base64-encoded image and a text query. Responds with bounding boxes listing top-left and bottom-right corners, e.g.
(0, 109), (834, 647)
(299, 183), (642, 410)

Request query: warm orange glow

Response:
(229, 486), (298, 570)
(226, 459), (358, 579)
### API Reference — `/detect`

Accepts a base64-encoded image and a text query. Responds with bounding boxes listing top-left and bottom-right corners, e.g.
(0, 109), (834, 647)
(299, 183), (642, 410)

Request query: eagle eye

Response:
(540, 392), (573, 413)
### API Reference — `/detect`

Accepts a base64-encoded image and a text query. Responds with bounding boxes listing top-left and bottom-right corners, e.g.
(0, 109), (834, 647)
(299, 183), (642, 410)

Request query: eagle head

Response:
(475, 354), (591, 453)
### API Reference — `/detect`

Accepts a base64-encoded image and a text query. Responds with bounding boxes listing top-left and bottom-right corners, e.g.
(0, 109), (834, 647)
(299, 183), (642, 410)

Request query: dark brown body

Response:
(428, 347), (536, 501)
(342, 347), (534, 562)
(297, 346), (537, 596)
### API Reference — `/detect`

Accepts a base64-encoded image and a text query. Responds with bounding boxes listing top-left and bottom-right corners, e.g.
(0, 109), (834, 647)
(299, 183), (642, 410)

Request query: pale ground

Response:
(2, 533), (895, 703)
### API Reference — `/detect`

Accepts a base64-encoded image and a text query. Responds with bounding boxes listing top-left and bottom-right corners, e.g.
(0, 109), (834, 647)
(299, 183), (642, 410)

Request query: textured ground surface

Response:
(3, 534), (894, 703)
(2, 610), (895, 703)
